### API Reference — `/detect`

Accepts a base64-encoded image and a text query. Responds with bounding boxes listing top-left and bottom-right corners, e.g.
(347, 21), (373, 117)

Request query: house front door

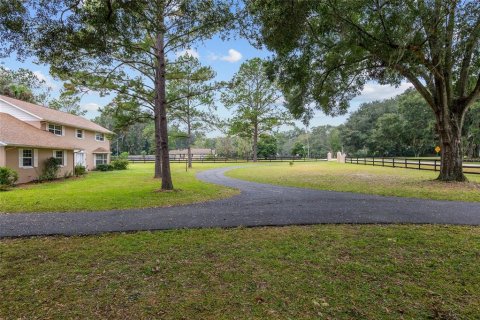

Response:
(74, 151), (86, 167)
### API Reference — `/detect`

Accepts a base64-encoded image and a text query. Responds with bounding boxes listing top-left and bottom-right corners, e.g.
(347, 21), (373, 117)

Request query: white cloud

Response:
(82, 102), (101, 112)
(208, 49), (243, 63)
(355, 81), (413, 102)
(33, 70), (58, 90)
(220, 49), (242, 63)
(176, 49), (200, 59)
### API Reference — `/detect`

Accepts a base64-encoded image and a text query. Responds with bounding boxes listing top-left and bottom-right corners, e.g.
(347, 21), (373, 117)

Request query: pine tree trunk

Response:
(153, 113), (162, 178)
(436, 112), (467, 182)
(253, 123), (258, 162)
(155, 30), (173, 190)
(187, 104), (192, 169)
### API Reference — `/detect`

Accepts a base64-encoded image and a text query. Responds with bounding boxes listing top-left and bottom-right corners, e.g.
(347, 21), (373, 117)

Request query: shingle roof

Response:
(0, 95), (112, 134)
(92, 147), (110, 153)
(0, 113), (76, 149)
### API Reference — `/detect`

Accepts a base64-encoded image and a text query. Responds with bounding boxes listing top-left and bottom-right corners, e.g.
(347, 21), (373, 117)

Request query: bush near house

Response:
(111, 159), (129, 170)
(74, 165), (87, 177)
(38, 157), (62, 182)
(96, 164), (114, 171)
(0, 167), (18, 191)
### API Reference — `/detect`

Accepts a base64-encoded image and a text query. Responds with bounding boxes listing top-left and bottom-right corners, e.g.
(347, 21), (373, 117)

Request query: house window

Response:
(48, 124), (63, 136)
(95, 133), (105, 141)
(22, 149), (33, 167)
(76, 129), (84, 139)
(53, 150), (64, 165)
(95, 154), (108, 166)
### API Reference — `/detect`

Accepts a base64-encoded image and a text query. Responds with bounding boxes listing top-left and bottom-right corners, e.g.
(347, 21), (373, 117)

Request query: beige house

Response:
(0, 95), (112, 184)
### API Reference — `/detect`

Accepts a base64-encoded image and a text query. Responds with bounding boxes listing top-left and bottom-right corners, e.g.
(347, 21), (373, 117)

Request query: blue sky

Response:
(2, 36), (411, 133)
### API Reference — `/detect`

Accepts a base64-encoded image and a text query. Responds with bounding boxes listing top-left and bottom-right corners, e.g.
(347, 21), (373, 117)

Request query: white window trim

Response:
(52, 150), (67, 167)
(76, 129), (84, 139)
(48, 123), (64, 136)
(95, 153), (108, 166)
(95, 132), (105, 142)
(18, 148), (37, 168)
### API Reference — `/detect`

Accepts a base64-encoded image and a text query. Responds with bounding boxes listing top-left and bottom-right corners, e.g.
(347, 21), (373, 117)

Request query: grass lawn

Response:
(227, 162), (480, 202)
(0, 163), (239, 213)
(1, 225), (479, 319)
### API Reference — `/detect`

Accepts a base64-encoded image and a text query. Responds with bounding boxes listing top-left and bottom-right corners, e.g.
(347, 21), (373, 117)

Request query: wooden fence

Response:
(345, 157), (480, 175)
(128, 156), (327, 164)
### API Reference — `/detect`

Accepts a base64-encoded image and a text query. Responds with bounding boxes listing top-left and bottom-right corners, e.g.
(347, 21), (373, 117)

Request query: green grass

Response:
(0, 163), (239, 213)
(1, 225), (479, 319)
(227, 162), (480, 202)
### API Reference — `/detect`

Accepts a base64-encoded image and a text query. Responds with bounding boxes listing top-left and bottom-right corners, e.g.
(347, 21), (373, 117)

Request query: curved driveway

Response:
(1, 166), (480, 238)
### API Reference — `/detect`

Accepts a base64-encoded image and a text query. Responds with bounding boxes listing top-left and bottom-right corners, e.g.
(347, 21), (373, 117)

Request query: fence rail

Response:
(128, 156), (328, 164)
(345, 157), (480, 175)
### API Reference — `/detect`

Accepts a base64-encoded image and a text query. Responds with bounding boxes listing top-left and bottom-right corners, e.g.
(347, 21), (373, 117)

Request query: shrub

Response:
(74, 165), (87, 177)
(111, 159), (129, 170)
(96, 164), (114, 171)
(0, 167), (19, 190)
(38, 157), (61, 181)
(118, 152), (129, 160)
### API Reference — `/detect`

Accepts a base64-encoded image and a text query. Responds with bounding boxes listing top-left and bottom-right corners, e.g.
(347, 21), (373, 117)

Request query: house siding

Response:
(0, 146), (5, 167)
(5, 147), (74, 184)
(53, 126), (111, 170)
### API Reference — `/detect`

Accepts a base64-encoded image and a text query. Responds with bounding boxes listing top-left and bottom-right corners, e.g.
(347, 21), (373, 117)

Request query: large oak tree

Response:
(247, 0), (480, 181)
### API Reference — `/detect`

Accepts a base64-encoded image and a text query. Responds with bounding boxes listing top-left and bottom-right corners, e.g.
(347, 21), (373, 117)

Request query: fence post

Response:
(405, 158), (407, 168)
(434, 160), (437, 171)
(364, 157), (367, 165)
(418, 159), (421, 170)
(373, 156), (375, 166)
(393, 158), (395, 168)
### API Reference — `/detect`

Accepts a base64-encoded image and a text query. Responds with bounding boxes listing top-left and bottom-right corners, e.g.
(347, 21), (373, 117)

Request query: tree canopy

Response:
(247, 0), (480, 181)
(221, 58), (288, 161)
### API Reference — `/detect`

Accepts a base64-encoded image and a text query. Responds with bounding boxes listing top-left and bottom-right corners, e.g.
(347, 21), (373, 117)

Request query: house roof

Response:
(92, 147), (110, 153)
(169, 148), (215, 155)
(0, 95), (112, 134)
(0, 113), (76, 149)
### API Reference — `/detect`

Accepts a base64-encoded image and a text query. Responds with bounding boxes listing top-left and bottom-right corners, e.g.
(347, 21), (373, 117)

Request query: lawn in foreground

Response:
(0, 163), (239, 213)
(227, 162), (480, 202)
(1, 225), (479, 319)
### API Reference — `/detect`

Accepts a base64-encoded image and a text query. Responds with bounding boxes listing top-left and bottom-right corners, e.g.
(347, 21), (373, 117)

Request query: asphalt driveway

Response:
(1, 166), (479, 238)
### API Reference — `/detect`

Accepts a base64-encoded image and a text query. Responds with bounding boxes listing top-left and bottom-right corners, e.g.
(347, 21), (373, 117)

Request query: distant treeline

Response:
(96, 89), (480, 159)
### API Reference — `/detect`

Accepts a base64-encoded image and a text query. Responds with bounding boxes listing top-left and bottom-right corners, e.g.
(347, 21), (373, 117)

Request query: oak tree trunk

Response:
(436, 111), (467, 182)
(155, 30), (173, 190)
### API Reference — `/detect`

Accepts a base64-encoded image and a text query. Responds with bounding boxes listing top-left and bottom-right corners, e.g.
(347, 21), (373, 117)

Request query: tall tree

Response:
(21, 0), (233, 190)
(49, 92), (87, 116)
(221, 58), (287, 162)
(0, 66), (51, 104)
(168, 54), (220, 168)
(248, 0), (480, 181)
